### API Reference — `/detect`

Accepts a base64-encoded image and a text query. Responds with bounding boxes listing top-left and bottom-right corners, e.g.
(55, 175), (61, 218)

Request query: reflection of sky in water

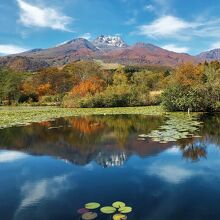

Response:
(1, 115), (220, 219)
(0, 144), (220, 220)
(0, 150), (27, 163)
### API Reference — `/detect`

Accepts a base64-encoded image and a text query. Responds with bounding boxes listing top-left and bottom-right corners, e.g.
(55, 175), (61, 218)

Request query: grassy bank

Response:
(0, 106), (165, 129)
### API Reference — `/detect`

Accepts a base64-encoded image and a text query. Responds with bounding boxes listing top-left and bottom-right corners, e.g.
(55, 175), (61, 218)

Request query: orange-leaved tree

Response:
(71, 77), (106, 97)
(173, 63), (204, 87)
(37, 83), (51, 96)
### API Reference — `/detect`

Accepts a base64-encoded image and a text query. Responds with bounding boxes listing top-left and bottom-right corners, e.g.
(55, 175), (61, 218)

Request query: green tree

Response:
(0, 68), (23, 104)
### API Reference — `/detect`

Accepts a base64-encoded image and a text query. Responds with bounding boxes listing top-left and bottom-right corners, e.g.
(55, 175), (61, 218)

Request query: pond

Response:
(1, 113), (220, 220)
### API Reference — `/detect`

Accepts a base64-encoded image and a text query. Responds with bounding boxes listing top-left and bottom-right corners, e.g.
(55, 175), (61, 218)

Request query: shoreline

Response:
(0, 106), (165, 129)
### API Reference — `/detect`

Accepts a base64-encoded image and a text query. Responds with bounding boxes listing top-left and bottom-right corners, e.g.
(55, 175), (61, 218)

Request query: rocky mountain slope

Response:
(93, 35), (128, 49)
(97, 42), (196, 66)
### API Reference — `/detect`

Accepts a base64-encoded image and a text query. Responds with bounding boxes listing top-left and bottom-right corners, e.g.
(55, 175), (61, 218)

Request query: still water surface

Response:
(0, 114), (220, 220)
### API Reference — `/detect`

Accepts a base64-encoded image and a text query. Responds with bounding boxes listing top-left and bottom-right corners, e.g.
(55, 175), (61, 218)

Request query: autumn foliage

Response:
(174, 63), (204, 87)
(37, 83), (51, 96)
(71, 77), (106, 97)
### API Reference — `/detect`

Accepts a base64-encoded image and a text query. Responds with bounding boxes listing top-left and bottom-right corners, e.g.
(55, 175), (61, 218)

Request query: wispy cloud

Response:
(162, 44), (189, 53)
(148, 164), (194, 184)
(151, 0), (173, 14)
(125, 17), (136, 25)
(79, 32), (92, 40)
(14, 174), (74, 218)
(17, 0), (73, 32)
(137, 15), (220, 40)
(0, 44), (28, 55)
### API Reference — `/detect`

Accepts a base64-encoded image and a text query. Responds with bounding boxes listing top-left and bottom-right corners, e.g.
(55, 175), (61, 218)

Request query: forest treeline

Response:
(0, 60), (220, 112)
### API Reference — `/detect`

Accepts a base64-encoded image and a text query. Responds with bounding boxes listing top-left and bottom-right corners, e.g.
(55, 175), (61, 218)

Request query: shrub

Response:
(162, 85), (217, 112)
(18, 93), (39, 103)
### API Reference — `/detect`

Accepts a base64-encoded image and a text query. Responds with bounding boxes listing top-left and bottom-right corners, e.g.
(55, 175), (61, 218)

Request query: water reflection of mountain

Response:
(0, 115), (172, 167)
(96, 151), (127, 167)
(0, 114), (216, 166)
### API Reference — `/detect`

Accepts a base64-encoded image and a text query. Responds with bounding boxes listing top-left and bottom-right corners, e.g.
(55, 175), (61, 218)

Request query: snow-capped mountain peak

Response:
(93, 35), (127, 49)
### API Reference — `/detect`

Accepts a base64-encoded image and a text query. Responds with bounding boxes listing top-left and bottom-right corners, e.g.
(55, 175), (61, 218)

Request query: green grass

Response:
(0, 106), (165, 129)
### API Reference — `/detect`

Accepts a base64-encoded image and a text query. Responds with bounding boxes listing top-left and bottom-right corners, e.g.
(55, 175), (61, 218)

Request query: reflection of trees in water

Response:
(198, 114), (220, 145)
(1, 114), (215, 165)
(177, 138), (207, 162)
(7, 114), (220, 164)
(175, 114), (220, 162)
(0, 115), (166, 166)
(92, 115), (165, 147)
(69, 117), (104, 135)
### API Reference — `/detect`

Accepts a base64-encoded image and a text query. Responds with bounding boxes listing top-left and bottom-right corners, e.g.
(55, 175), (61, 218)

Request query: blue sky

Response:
(0, 0), (220, 55)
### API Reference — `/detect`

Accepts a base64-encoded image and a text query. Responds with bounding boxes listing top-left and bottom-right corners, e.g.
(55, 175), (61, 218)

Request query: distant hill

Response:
(0, 56), (49, 72)
(0, 35), (200, 71)
(19, 38), (98, 66)
(197, 48), (220, 61)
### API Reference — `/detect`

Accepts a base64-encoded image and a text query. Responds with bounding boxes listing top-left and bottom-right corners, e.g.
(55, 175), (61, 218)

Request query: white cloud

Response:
(148, 164), (194, 184)
(138, 15), (192, 38)
(162, 44), (189, 53)
(0, 151), (27, 162)
(17, 0), (73, 31)
(0, 44), (28, 55)
(138, 15), (220, 40)
(20, 175), (69, 208)
(14, 174), (73, 218)
(79, 32), (92, 40)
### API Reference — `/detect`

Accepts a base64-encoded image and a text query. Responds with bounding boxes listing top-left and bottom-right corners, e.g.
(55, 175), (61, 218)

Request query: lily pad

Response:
(78, 208), (89, 214)
(118, 206), (132, 213)
(112, 201), (126, 208)
(81, 212), (97, 220)
(113, 213), (127, 220)
(100, 206), (116, 214)
(144, 113), (202, 143)
(85, 202), (100, 210)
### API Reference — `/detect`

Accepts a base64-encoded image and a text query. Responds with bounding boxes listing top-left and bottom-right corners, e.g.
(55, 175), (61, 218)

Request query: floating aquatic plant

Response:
(112, 201), (126, 208)
(113, 213), (127, 220)
(85, 202), (100, 209)
(100, 206), (117, 214)
(81, 212), (97, 220)
(139, 113), (203, 143)
(79, 201), (132, 219)
(118, 207), (132, 214)
(77, 208), (89, 214)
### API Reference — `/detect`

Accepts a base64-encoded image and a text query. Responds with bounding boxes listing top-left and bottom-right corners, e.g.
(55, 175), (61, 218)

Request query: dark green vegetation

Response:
(0, 60), (220, 112)
(162, 62), (220, 112)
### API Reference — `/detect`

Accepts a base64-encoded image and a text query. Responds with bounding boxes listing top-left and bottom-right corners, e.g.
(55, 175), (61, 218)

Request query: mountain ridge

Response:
(0, 35), (218, 71)
(197, 48), (220, 61)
